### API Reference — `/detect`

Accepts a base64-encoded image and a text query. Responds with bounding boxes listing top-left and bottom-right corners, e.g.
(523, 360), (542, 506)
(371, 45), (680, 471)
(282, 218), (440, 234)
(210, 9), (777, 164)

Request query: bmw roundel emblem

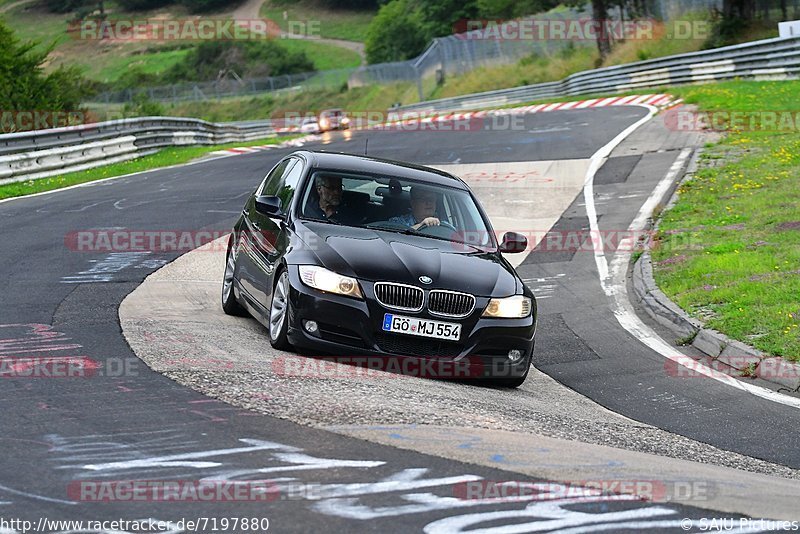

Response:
(419, 276), (433, 285)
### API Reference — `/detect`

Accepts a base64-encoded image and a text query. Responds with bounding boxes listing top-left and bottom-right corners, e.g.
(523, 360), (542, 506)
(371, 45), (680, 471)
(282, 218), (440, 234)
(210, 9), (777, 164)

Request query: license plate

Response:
(382, 314), (461, 341)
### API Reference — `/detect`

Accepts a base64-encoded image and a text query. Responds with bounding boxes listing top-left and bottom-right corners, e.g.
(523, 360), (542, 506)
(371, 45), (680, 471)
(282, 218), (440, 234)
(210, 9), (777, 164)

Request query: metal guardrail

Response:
(0, 117), (276, 185)
(396, 35), (800, 113)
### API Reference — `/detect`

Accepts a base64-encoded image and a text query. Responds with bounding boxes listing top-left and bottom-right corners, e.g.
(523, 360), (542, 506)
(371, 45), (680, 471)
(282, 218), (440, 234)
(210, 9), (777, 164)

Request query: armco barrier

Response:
(0, 117), (276, 185)
(396, 35), (800, 113)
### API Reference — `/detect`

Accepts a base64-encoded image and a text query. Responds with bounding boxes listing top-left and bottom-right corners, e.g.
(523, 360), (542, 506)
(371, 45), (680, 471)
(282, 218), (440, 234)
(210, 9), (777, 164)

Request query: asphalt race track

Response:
(1, 106), (799, 532)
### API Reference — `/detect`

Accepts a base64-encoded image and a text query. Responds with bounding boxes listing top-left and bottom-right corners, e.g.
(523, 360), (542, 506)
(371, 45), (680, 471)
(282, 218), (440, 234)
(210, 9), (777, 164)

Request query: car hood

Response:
(294, 221), (520, 297)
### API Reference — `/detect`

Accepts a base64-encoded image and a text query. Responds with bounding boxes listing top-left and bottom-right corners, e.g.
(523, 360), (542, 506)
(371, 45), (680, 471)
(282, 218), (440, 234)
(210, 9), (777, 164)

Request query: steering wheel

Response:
(416, 222), (457, 240)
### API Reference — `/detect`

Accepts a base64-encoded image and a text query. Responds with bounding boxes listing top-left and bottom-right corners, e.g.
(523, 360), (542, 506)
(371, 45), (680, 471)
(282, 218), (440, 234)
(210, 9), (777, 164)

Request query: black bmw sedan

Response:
(222, 151), (537, 387)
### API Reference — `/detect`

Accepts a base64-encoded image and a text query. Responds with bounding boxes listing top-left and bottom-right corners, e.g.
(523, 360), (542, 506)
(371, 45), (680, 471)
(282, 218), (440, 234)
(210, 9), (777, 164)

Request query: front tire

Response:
(486, 348), (533, 388)
(487, 365), (529, 388)
(268, 270), (292, 350)
(222, 234), (247, 317)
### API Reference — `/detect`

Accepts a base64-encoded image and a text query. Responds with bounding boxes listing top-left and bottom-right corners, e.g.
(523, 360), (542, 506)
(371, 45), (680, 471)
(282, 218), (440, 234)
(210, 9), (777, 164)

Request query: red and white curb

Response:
(209, 134), (321, 157)
(372, 93), (680, 129)
(210, 94), (680, 156)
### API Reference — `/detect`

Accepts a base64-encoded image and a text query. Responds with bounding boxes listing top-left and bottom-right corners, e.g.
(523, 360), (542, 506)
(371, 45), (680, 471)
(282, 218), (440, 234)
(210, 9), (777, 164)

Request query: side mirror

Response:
(254, 195), (283, 217)
(498, 231), (528, 253)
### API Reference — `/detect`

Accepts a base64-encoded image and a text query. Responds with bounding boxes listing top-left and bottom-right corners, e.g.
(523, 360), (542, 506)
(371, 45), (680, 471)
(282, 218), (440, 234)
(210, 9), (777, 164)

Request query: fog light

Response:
(304, 320), (318, 333)
(507, 349), (523, 362)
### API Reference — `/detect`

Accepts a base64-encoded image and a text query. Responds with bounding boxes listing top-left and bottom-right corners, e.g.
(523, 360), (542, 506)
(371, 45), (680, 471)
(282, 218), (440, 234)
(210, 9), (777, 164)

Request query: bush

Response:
(111, 66), (162, 91)
(123, 92), (165, 116)
(164, 41), (314, 82)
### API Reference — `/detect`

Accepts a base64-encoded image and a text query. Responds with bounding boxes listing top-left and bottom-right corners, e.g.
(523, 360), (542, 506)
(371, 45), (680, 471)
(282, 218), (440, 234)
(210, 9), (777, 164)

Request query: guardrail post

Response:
(415, 65), (424, 102)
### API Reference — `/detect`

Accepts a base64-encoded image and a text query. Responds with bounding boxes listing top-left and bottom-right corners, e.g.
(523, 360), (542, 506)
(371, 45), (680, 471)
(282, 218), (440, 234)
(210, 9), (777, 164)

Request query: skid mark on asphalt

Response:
(61, 252), (167, 283)
(35, 432), (722, 531)
(521, 273), (566, 300)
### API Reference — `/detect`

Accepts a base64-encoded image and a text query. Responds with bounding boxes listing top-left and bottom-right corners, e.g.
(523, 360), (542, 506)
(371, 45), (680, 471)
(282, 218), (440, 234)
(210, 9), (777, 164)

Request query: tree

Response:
(0, 20), (88, 117)
(417, 0), (480, 39)
(590, 0), (612, 61)
(722, 0), (755, 20)
(179, 0), (245, 12)
(365, 0), (428, 63)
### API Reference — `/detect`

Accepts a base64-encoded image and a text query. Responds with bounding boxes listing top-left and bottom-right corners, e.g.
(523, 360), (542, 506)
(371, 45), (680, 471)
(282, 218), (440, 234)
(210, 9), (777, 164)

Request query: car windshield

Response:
(298, 169), (495, 248)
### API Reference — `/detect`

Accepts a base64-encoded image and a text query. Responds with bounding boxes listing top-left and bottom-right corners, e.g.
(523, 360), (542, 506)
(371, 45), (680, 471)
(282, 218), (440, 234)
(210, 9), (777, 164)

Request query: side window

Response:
(272, 159), (303, 211)
(257, 159), (292, 196)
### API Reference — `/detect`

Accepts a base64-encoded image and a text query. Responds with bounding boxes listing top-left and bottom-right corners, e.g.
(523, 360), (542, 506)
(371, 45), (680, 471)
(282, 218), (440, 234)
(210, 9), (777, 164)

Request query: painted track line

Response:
(582, 105), (800, 411)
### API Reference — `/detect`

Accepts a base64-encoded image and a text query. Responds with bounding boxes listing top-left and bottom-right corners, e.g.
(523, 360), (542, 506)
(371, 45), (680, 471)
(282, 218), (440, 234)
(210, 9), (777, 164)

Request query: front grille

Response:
(374, 333), (463, 358)
(374, 282), (424, 312)
(428, 290), (475, 318)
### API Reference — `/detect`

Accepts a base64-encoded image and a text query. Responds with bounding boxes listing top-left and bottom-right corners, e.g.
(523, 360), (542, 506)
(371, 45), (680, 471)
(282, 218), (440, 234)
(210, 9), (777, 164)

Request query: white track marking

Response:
(0, 484), (78, 505)
(583, 105), (800, 410)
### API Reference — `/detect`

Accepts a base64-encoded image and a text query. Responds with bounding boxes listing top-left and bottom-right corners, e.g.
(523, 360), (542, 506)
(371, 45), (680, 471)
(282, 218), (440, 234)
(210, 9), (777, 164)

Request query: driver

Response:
(389, 185), (455, 230)
(305, 174), (361, 224)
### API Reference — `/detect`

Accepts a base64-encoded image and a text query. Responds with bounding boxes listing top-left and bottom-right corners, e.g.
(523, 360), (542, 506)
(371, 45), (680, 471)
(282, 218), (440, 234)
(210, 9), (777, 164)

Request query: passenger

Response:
(390, 185), (455, 230)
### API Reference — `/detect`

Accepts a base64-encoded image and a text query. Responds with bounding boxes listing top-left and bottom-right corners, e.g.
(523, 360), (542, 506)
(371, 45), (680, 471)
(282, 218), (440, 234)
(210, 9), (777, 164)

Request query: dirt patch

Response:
(720, 223), (746, 231)
(656, 254), (688, 266)
(776, 221), (800, 231)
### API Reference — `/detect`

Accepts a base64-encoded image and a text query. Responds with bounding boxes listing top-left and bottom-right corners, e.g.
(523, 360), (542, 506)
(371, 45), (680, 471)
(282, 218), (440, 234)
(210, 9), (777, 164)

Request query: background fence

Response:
(393, 34), (800, 113)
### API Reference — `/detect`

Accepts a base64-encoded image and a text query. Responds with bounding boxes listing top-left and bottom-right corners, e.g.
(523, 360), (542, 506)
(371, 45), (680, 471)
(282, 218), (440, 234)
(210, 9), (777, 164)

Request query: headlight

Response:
(481, 295), (531, 318)
(299, 266), (363, 299)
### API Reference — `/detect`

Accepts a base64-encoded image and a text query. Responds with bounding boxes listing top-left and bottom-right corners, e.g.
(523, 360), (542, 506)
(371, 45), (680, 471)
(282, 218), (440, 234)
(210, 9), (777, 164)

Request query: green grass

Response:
(78, 45), (192, 83)
(0, 134), (299, 200)
(650, 80), (800, 362)
(260, 0), (374, 42)
(278, 38), (361, 70)
(104, 81), (419, 123)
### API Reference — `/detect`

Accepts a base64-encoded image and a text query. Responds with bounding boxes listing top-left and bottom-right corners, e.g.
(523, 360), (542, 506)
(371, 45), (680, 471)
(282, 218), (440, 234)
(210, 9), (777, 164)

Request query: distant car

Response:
(221, 151), (537, 387)
(319, 109), (350, 132)
(300, 116), (320, 134)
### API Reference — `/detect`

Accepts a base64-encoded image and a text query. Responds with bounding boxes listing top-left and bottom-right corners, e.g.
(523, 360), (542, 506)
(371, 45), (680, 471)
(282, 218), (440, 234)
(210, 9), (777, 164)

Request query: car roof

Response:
(296, 150), (469, 190)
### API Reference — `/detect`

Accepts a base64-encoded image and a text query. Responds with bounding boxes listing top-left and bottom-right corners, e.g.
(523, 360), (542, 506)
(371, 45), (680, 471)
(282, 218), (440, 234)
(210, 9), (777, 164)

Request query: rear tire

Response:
(268, 270), (292, 350)
(222, 234), (247, 317)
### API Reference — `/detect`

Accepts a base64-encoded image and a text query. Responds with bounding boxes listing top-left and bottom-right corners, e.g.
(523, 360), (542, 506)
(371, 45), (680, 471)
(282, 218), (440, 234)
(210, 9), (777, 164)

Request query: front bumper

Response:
(284, 266), (535, 379)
